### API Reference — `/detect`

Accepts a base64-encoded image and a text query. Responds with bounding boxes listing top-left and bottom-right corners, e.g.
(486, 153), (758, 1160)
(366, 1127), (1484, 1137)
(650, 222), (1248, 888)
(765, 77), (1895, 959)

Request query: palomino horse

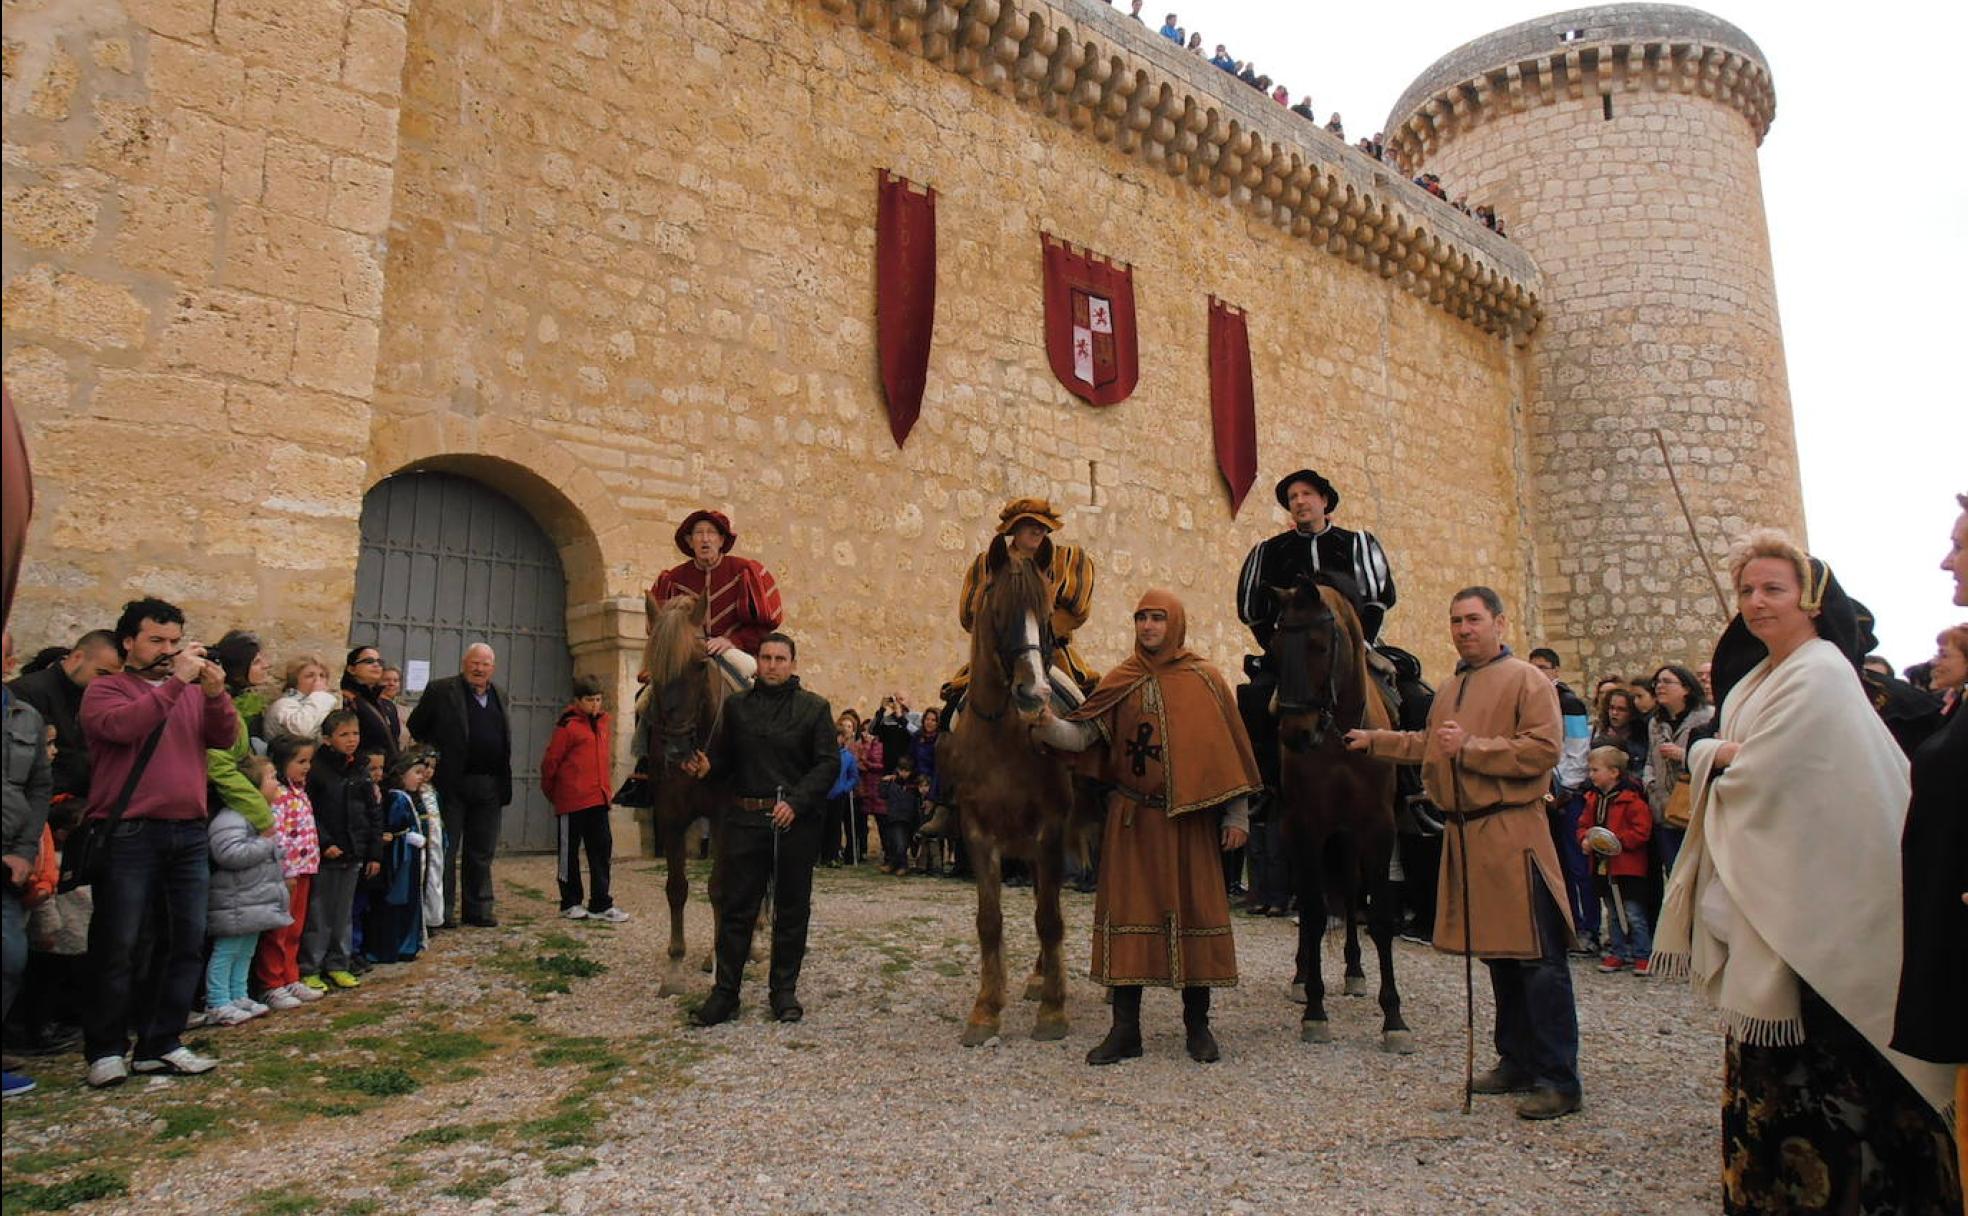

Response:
(639, 595), (760, 996)
(1269, 576), (1414, 1054)
(936, 543), (1077, 1046)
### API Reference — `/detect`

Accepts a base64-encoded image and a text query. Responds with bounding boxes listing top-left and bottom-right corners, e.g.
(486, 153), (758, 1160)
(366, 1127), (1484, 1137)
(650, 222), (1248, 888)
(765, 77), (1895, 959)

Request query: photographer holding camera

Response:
(77, 597), (240, 1088)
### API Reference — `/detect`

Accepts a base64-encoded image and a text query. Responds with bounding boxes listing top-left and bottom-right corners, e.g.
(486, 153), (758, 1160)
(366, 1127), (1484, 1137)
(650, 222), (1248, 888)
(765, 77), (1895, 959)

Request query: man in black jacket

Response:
(682, 632), (838, 1025)
(8, 629), (120, 804)
(406, 644), (512, 928)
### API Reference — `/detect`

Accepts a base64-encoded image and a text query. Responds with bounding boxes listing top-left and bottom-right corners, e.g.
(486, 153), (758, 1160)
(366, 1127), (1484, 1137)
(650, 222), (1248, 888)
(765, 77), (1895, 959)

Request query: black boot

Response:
(694, 912), (751, 1027)
(1086, 985), (1143, 1065)
(768, 928), (808, 1023)
(1181, 987), (1220, 1063)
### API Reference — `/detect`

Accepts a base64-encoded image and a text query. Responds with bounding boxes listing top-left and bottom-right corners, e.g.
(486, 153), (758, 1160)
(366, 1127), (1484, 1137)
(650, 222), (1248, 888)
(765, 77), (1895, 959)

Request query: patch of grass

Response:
(517, 1104), (602, 1149)
(536, 930), (587, 952)
(932, 960), (965, 977)
(2, 1150), (87, 1176)
(299, 1100), (370, 1118)
(272, 1028), (336, 1051)
(543, 1156), (598, 1178)
(509, 1012), (537, 1024)
(0, 1170), (130, 1211)
(531, 1036), (624, 1073)
(243, 1188), (326, 1216)
(504, 880), (550, 902)
(399, 1120), (506, 1148)
(398, 1029), (496, 1063)
(339, 1202), (383, 1216)
(538, 953), (606, 978)
(153, 1103), (226, 1140)
(488, 949), (606, 996)
(333, 1065), (420, 1097)
(385, 1164), (427, 1189)
(440, 1169), (511, 1201)
(329, 1002), (399, 1030)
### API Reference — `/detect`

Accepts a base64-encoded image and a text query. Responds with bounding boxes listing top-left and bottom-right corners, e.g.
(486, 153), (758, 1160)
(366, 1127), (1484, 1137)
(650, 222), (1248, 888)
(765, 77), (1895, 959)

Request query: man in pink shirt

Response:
(79, 597), (238, 1087)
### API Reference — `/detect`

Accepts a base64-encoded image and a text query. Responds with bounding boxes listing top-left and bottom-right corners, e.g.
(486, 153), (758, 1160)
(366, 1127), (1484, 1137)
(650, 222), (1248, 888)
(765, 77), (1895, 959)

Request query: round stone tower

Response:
(1387, 5), (1805, 677)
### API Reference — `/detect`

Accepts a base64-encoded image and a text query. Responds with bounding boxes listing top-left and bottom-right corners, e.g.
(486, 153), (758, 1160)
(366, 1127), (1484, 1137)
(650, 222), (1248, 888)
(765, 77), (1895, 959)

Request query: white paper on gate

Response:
(1072, 326), (1093, 383)
(405, 659), (431, 693)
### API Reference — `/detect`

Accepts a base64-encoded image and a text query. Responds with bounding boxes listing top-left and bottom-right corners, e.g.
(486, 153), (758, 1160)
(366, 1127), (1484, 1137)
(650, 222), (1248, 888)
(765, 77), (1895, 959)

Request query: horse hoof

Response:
(1300, 1020), (1332, 1044)
(1343, 975), (1368, 997)
(1289, 982), (1307, 1005)
(657, 976), (684, 998)
(960, 1022), (1001, 1048)
(1031, 1015), (1069, 1042)
(1382, 1030), (1417, 1055)
(1022, 976), (1045, 1003)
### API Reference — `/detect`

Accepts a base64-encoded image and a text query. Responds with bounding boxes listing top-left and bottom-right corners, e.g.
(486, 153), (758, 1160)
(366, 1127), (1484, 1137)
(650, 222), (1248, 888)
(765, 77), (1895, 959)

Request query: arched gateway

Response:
(349, 471), (573, 852)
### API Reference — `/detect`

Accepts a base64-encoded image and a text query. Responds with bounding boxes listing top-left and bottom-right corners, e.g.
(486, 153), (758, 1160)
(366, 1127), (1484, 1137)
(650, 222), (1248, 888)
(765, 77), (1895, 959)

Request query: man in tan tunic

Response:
(1036, 589), (1260, 1066)
(1346, 585), (1582, 1119)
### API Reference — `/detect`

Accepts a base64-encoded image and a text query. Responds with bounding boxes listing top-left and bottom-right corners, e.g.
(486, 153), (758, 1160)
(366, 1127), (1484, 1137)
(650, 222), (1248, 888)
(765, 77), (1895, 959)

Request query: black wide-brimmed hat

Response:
(1274, 469), (1339, 512)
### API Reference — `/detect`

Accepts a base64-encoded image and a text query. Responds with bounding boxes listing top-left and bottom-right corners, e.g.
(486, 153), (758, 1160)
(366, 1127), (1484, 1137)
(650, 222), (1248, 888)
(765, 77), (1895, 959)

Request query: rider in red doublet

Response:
(648, 509), (783, 657)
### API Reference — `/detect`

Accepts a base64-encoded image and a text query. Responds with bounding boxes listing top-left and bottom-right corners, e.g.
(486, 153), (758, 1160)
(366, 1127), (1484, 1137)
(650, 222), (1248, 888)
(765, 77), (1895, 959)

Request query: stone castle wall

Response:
(1387, 11), (1803, 679)
(366, 0), (1539, 711)
(4, 0), (1808, 735)
(2, 0), (408, 658)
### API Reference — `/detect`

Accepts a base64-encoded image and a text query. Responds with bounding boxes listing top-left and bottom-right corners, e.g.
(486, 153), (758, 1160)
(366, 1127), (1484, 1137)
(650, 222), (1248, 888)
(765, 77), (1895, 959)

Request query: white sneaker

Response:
(184, 1009), (211, 1030)
(86, 1056), (129, 1089)
(204, 1004), (251, 1027)
(590, 906), (631, 924)
(131, 1046), (217, 1076)
(262, 988), (303, 1011)
(561, 906), (588, 920)
(232, 998), (270, 1018)
(286, 982), (325, 1004)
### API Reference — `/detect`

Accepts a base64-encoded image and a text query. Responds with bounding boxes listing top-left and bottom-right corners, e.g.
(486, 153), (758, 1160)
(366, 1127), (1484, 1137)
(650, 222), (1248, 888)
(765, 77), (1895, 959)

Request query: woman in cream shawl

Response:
(1653, 531), (1959, 1214)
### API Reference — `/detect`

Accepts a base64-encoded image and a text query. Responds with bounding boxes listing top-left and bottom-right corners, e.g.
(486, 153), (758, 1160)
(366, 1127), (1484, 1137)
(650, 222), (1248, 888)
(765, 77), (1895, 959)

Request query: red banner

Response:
(1041, 234), (1138, 407)
(876, 170), (936, 448)
(1209, 296), (1257, 516)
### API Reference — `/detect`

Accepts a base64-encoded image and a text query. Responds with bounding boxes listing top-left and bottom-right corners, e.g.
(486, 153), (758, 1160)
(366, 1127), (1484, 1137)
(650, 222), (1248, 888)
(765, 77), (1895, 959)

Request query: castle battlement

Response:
(1386, 4), (1774, 174)
(814, 0), (1542, 337)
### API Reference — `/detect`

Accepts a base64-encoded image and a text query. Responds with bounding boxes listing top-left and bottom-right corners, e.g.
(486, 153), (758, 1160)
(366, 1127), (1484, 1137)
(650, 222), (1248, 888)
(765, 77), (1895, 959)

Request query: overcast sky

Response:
(1177, 0), (1967, 669)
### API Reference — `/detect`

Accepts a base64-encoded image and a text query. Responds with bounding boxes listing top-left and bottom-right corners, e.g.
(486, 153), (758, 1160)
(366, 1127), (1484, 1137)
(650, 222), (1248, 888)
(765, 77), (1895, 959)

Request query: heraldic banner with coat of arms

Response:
(1041, 233), (1139, 407)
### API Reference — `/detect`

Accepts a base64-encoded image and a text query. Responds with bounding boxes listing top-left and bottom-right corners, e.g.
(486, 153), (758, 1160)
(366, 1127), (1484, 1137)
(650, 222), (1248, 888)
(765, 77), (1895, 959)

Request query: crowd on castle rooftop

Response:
(1101, 2), (1510, 238)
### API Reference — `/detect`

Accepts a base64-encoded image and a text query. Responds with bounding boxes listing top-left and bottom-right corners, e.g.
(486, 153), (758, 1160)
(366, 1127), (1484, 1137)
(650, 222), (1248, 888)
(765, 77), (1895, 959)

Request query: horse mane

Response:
(642, 596), (725, 728)
(1315, 584), (1389, 731)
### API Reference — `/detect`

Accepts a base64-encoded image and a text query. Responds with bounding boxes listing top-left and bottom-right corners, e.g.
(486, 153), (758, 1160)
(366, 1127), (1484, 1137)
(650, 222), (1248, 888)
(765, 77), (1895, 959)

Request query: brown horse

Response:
(936, 543), (1077, 1046)
(1269, 576), (1413, 1054)
(639, 595), (758, 996)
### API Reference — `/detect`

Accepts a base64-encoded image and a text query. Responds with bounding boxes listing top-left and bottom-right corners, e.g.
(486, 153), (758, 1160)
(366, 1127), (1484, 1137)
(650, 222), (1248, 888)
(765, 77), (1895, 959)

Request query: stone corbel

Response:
(951, 0), (1001, 77)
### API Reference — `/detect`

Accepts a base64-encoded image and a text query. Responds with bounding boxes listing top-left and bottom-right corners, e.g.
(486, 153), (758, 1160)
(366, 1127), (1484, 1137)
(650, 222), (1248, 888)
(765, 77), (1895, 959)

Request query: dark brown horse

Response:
(1269, 577), (1413, 1053)
(639, 595), (759, 995)
(936, 543), (1076, 1046)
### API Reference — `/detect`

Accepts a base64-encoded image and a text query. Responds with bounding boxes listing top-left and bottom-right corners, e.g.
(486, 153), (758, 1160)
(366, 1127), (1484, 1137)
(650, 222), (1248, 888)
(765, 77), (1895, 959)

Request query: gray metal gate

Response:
(349, 471), (572, 853)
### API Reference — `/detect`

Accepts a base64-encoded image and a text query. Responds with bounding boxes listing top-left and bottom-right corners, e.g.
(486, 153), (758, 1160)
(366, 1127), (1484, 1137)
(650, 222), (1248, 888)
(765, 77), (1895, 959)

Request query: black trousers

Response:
(1486, 880), (1582, 1096)
(712, 810), (821, 999)
(556, 805), (614, 913)
(442, 774), (504, 923)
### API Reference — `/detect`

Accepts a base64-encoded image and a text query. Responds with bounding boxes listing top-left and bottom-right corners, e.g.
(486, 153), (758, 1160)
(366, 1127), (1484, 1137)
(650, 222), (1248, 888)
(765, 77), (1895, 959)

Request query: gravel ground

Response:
(4, 853), (1723, 1215)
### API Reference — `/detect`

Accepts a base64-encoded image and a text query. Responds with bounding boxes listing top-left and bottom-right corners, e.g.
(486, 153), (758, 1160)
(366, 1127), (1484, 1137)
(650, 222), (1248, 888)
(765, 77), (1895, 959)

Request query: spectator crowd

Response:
(1103, 4), (1510, 237)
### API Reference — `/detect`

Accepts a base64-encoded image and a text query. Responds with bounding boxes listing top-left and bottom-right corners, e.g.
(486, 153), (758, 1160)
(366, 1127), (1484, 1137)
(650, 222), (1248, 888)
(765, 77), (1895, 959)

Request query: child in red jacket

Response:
(540, 676), (627, 923)
(1576, 746), (1653, 974)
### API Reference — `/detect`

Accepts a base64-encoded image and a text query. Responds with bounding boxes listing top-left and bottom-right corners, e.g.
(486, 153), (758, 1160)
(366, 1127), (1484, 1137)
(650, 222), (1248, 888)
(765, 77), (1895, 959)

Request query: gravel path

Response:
(6, 854), (1724, 1214)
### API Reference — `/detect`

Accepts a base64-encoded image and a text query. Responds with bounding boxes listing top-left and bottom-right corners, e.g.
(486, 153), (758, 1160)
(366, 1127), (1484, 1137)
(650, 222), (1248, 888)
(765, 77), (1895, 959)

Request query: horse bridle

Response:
(1273, 609), (1347, 750)
(967, 604), (1055, 725)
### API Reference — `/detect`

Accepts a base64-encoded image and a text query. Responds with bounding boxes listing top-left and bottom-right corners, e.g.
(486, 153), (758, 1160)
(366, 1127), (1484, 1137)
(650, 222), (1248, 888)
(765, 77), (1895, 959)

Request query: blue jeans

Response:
(1599, 877), (1652, 961)
(1486, 880), (1582, 1096)
(85, 819), (211, 1063)
(1551, 796), (1599, 940)
(1, 886), (24, 1025)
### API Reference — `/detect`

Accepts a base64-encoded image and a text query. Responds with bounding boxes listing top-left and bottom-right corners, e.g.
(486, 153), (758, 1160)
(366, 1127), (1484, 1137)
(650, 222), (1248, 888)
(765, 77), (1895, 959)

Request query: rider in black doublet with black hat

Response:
(1236, 469), (1397, 648)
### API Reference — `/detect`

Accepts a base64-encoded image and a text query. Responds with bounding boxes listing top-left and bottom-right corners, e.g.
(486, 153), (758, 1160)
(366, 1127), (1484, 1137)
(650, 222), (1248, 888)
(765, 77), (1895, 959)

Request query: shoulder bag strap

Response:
(108, 720), (169, 826)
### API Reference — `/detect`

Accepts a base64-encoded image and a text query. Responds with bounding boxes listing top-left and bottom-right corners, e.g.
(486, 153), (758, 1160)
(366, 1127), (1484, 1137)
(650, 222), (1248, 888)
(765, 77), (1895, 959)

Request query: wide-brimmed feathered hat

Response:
(1274, 469), (1339, 512)
(674, 509), (736, 557)
(996, 497), (1063, 536)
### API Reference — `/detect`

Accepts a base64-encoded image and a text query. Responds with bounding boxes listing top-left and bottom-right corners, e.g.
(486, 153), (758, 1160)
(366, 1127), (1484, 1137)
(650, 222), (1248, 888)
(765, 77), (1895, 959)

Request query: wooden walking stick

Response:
(1456, 809), (1474, 1115)
(1651, 428), (1731, 623)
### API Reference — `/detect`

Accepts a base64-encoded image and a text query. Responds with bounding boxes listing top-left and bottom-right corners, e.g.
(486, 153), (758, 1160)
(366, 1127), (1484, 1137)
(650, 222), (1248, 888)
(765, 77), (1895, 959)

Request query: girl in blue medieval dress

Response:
(363, 751), (431, 963)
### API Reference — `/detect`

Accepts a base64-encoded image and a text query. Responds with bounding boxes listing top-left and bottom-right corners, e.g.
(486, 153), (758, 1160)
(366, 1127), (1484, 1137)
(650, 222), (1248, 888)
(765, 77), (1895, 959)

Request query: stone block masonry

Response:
(3, 0), (409, 657)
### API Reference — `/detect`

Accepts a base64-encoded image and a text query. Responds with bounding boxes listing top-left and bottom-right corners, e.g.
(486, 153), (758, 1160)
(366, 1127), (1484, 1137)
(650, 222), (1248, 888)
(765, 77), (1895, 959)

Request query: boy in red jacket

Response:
(540, 677), (626, 923)
(1577, 746), (1652, 974)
